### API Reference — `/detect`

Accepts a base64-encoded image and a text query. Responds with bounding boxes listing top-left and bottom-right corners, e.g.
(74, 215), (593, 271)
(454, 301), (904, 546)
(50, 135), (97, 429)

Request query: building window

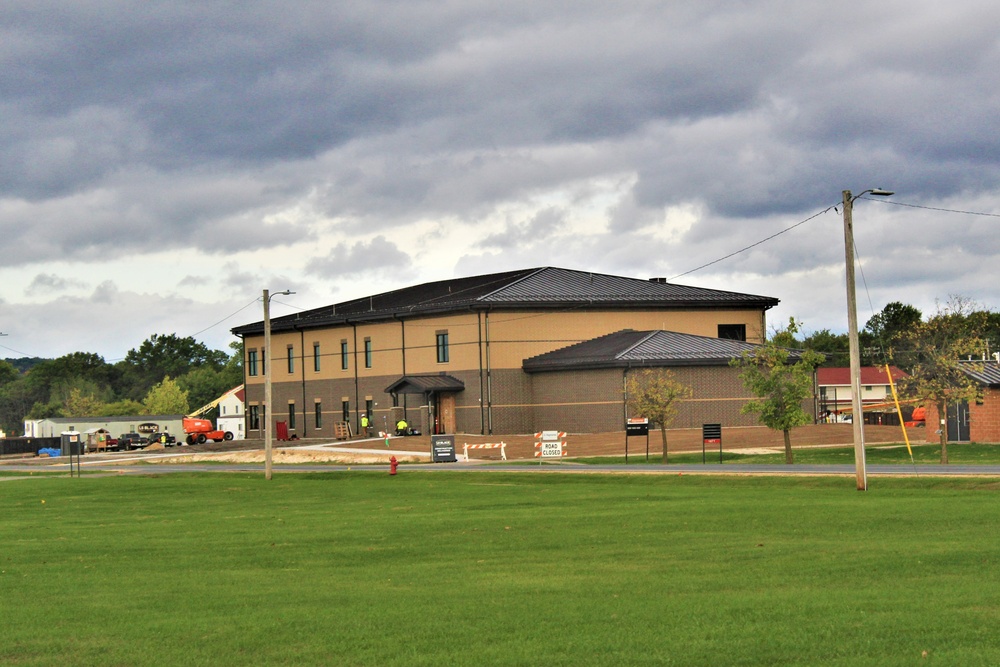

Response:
(249, 405), (260, 430)
(288, 402), (296, 430)
(342, 400), (350, 422)
(261, 350), (266, 374)
(364, 338), (373, 368)
(341, 340), (349, 370)
(718, 324), (747, 341)
(436, 332), (449, 363)
(287, 345), (295, 374)
(247, 350), (258, 376)
(315, 402), (323, 429)
(313, 343), (321, 372)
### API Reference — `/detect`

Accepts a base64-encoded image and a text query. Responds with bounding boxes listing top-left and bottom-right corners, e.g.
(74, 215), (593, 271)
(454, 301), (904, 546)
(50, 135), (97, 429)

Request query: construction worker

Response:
(395, 418), (408, 436)
(360, 414), (370, 436)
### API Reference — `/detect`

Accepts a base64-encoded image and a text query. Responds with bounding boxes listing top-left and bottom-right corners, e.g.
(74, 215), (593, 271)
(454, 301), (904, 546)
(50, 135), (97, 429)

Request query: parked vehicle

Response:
(118, 433), (148, 450)
(148, 432), (178, 446)
(182, 418), (234, 445)
(105, 436), (120, 451)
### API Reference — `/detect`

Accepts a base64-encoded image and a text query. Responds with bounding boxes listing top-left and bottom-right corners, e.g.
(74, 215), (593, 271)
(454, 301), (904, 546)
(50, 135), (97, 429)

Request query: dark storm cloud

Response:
(2, 0), (999, 350)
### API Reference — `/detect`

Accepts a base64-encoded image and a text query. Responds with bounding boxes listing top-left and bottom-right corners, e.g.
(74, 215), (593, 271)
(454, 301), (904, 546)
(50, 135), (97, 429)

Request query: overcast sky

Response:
(2, 1), (999, 361)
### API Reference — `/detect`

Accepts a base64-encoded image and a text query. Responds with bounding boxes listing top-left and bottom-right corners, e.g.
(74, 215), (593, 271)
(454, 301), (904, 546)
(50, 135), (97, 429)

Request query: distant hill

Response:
(4, 357), (48, 373)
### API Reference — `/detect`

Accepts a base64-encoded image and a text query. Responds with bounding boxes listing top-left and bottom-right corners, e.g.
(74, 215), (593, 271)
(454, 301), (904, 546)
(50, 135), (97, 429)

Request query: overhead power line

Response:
(670, 197), (1000, 281)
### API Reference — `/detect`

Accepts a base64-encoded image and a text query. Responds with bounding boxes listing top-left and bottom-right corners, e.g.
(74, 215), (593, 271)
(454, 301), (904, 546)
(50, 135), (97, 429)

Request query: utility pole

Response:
(842, 190), (867, 491)
(842, 188), (894, 491)
(264, 289), (273, 481)
(263, 289), (294, 481)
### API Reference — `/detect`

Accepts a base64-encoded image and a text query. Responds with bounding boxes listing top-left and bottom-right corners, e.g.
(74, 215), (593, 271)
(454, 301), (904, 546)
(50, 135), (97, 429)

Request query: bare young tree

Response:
(625, 368), (692, 463)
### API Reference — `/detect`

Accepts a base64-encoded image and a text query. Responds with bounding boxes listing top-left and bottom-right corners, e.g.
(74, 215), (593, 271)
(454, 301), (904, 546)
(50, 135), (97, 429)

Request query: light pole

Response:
(263, 288), (295, 480)
(842, 188), (893, 491)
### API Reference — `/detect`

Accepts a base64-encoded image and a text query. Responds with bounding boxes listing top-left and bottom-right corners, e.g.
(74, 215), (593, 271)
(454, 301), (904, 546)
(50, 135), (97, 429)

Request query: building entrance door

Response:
(437, 393), (457, 434)
(947, 401), (970, 442)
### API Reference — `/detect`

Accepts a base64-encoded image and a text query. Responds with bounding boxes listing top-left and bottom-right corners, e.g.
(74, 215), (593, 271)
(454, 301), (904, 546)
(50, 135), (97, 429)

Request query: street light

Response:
(842, 188), (893, 491)
(263, 288), (295, 481)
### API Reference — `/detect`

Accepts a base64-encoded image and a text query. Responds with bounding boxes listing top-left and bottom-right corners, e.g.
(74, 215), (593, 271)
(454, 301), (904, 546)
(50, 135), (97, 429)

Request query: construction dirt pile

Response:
(147, 448), (424, 465)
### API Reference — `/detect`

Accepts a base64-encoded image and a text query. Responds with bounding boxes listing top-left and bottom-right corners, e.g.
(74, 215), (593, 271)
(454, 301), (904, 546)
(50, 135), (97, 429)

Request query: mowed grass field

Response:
(3, 472), (1000, 666)
(581, 442), (1000, 466)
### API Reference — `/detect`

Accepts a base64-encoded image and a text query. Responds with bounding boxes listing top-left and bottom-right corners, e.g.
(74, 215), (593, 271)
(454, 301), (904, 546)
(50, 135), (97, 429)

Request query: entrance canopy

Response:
(385, 374), (465, 395)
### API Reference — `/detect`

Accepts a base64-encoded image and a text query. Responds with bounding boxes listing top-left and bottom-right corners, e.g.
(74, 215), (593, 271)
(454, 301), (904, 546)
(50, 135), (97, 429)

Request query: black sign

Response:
(702, 423), (722, 443)
(431, 435), (457, 463)
(626, 419), (649, 436)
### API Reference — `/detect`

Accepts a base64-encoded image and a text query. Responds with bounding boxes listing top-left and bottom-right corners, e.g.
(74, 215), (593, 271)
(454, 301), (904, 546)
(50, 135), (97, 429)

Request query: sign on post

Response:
(431, 434), (457, 463)
(534, 431), (567, 461)
(625, 418), (650, 463)
(702, 423), (722, 464)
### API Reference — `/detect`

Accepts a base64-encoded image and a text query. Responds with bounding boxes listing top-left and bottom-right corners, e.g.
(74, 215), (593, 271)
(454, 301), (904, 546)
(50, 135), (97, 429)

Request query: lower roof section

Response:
(385, 374), (466, 395)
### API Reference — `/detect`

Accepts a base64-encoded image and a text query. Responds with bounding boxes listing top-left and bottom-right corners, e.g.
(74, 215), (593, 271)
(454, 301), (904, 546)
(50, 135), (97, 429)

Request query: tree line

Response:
(0, 334), (243, 436)
(793, 298), (1000, 368)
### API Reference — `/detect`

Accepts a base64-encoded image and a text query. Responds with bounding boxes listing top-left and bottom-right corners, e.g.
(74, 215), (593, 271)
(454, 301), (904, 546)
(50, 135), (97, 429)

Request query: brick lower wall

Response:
(920, 389), (1000, 444)
(250, 363), (823, 437)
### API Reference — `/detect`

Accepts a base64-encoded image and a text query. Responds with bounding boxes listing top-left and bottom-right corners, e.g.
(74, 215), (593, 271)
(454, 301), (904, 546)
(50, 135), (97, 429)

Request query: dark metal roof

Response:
(523, 329), (804, 372)
(385, 374), (466, 394)
(960, 361), (1000, 387)
(232, 267), (779, 336)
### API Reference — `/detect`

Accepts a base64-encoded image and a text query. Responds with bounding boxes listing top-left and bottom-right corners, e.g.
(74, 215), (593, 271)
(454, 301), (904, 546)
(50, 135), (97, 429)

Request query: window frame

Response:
(436, 331), (449, 363)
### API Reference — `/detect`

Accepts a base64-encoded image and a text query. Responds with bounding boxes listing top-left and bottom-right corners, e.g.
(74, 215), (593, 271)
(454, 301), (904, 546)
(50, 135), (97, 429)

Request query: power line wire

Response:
(863, 197), (1000, 217)
(669, 204), (837, 280)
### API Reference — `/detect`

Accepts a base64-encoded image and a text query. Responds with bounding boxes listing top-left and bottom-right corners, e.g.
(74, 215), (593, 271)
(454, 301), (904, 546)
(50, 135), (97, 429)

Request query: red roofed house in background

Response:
(817, 366), (909, 425)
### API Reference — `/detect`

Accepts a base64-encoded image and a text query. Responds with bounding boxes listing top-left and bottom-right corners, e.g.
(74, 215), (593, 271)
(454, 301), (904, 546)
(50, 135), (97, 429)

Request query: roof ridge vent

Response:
(649, 277), (668, 284)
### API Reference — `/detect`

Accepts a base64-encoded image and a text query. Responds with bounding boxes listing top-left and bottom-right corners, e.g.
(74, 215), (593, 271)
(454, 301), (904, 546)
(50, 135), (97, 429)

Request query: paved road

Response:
(3, 450), (1000, 478)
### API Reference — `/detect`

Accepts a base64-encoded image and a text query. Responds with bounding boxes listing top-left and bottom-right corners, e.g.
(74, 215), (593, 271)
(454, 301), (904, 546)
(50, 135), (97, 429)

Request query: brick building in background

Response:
(232, 267), (784, 437)
(922, 360), (1000, 444)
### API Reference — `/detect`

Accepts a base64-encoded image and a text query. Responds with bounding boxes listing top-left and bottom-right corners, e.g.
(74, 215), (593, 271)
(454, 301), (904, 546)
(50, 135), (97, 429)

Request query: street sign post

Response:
(625, 418), (649, 463)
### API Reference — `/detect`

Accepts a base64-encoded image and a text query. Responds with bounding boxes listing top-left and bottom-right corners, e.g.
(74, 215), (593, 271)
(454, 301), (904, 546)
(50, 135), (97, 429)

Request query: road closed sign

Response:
(534, 431), (567, 458)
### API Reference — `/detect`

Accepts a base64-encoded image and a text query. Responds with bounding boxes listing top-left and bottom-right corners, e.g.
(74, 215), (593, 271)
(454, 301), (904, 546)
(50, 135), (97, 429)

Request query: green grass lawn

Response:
(577, 442), (1000, 466)
(3, 472), (1000, 666)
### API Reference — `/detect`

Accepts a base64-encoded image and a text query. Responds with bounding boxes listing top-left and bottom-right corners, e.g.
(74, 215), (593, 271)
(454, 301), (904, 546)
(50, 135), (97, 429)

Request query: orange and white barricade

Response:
(462, 442), (507, 461)
(534, 431), (567, 458)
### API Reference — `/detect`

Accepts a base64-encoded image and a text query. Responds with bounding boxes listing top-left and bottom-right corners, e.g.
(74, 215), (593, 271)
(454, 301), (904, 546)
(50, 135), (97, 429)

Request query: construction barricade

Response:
(462, 442), (507, 461)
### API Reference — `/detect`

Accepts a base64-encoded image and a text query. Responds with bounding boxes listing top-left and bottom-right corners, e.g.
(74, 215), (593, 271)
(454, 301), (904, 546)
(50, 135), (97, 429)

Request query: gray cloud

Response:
(25, 272), (87, 295)
(306, 235), (414, 280)
(2, 0), (999, 358)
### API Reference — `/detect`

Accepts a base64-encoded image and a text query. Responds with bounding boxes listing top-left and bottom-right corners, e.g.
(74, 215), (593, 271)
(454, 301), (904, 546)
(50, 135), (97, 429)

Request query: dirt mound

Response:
(150, 447), (423, 465)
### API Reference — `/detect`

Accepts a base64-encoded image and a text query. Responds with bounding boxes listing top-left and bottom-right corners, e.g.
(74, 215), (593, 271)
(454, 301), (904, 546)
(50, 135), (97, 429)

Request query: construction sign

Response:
(534, 430), (567, 458)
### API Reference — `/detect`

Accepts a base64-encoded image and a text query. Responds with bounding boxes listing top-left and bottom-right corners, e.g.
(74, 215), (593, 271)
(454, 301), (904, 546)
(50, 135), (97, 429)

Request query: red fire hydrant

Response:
(389, 455), (398, 476)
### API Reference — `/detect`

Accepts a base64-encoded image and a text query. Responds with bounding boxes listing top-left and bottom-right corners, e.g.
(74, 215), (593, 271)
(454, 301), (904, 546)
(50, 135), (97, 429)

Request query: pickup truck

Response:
(148, 432), (178, 446)
(118, 433), (148, 450)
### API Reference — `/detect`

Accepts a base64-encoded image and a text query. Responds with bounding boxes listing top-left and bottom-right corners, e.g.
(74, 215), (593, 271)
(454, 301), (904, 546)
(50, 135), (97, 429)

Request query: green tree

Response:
(64, 388), (106, 417)
(101, 399), (146, 416)
(802, 329), (849, 367)
(861, 302), (923, 367)
(0, 359), (19, 386)
(142, 377), (191, 415)
(118, 334), (228, 400)
(731, 319), (823, 464)
(896, 308), (985, 464)
(625, 368), (693, 463)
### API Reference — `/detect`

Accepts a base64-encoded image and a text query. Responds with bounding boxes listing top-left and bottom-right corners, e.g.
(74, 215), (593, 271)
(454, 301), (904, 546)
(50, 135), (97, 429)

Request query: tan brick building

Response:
(231, 267), (783, 437)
